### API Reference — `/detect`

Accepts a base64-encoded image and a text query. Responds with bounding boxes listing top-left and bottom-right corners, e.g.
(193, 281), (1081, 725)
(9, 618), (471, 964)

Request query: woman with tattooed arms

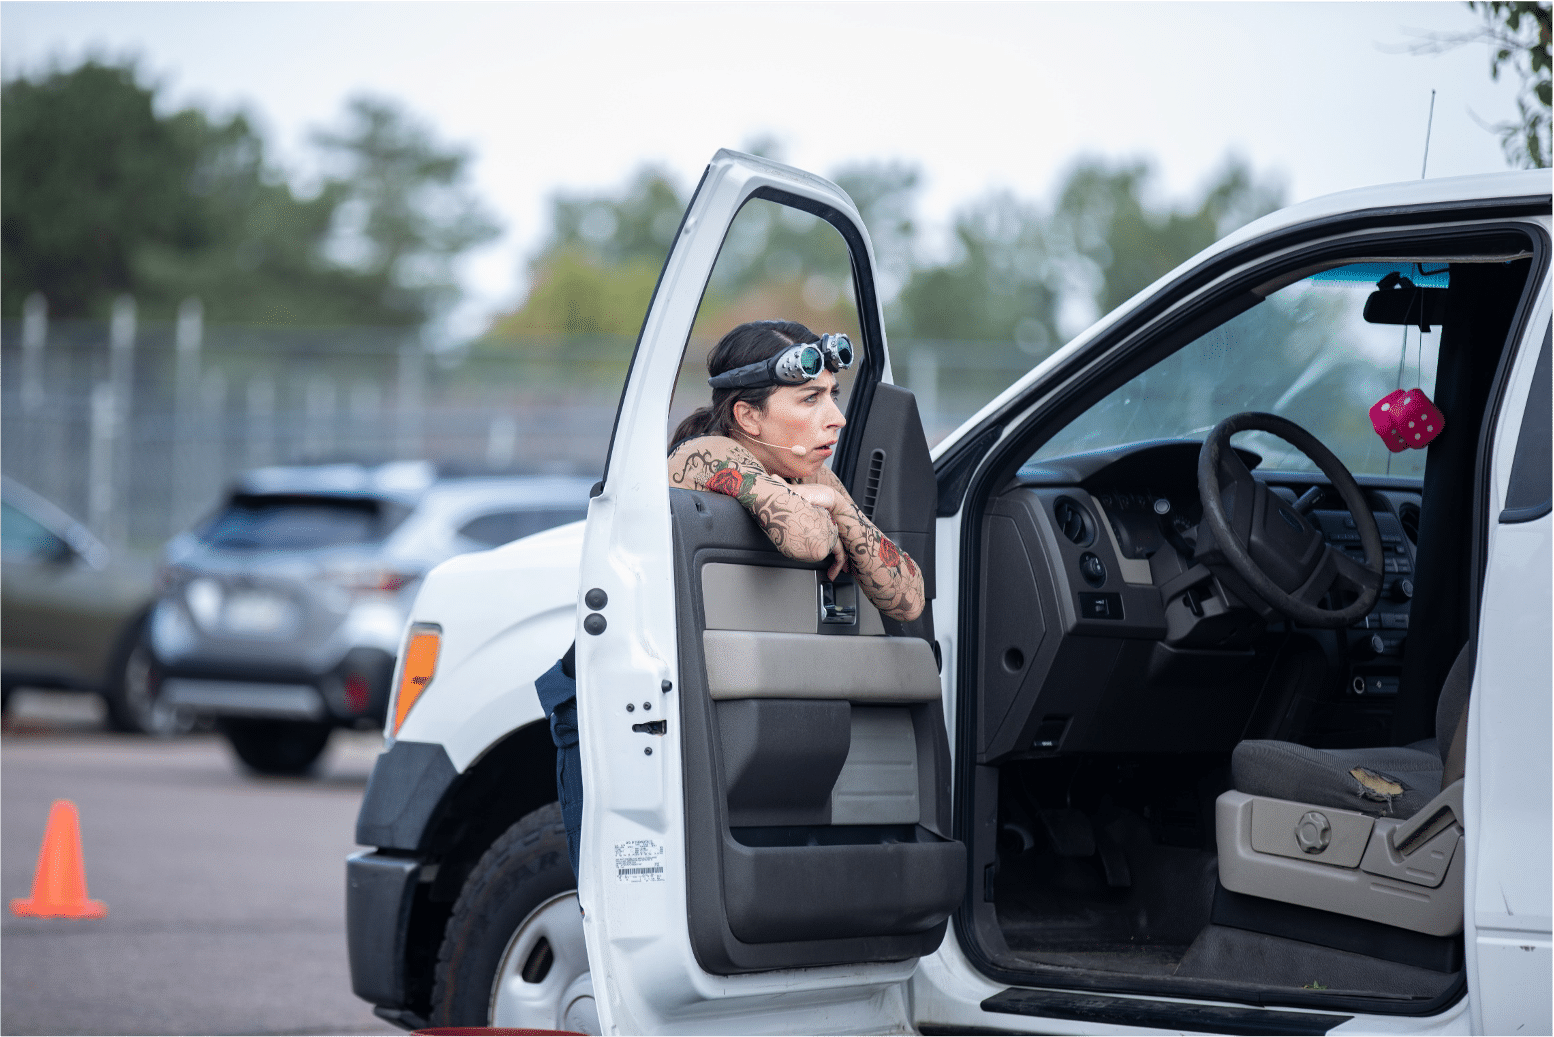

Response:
(667, 319), (925, 622)
(537, 320), (924, 880)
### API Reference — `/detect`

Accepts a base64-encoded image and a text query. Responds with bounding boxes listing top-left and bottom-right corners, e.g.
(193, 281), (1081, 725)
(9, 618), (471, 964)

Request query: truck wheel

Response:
(430, 802), (595, 1033)
(221, 718), (333, 775)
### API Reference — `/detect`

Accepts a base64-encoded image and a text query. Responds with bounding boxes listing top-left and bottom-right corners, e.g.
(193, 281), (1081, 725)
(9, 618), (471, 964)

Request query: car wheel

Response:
(430, 802), (594, 1033)
(220, 718), (333, 775)
(105, 630), (192, 737)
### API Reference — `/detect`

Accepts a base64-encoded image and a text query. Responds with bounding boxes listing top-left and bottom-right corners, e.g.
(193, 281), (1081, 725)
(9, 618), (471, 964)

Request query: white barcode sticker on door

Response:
(614, 839), (665, 883)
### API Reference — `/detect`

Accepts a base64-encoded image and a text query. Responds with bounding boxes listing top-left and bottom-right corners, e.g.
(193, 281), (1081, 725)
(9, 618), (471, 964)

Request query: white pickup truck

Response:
(347, 151), (1551, 1036)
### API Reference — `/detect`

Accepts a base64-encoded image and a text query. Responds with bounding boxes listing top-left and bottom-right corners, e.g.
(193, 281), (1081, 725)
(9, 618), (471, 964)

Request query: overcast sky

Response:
(1, 1), (1531, 337)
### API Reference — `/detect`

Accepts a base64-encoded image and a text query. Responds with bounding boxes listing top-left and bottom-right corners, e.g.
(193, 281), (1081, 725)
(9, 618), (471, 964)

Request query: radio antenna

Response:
(1390, 90), (1437, 479)
(1420, 89), (1437, 179)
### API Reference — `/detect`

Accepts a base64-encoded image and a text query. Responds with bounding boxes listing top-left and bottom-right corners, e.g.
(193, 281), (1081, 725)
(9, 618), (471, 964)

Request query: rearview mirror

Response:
(1363, 286), (1446, 331)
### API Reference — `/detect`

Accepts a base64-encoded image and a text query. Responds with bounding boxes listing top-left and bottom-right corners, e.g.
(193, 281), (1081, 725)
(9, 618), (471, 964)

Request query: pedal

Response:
(1038, 808), (1096, 858)
(1098, 835), (1132, 888)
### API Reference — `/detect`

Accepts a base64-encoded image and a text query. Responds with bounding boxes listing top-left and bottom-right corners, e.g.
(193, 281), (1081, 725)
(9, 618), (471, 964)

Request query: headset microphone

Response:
(741, 433), (807, 456)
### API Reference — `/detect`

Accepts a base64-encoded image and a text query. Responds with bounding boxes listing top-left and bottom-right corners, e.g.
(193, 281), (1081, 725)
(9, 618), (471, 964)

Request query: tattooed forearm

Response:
(665, 437), (924, 615)
(668, 438), (839, 564)
(807, 467), (926, 622)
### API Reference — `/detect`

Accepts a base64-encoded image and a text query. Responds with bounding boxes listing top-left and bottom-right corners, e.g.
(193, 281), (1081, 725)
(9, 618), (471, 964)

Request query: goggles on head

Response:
(707, 334), (855, 390)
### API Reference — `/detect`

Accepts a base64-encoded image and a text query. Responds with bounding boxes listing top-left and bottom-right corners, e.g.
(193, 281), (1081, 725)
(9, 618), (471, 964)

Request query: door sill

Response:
(982, 988), (1352, 1036)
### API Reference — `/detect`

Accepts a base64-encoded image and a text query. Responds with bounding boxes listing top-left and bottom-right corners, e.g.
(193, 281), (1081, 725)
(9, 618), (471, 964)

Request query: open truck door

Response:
(573, 150), (964, 1034)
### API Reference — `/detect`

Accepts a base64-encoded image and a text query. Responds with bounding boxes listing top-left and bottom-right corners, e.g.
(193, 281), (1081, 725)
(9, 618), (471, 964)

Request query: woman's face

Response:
(734, 369), (846, 479)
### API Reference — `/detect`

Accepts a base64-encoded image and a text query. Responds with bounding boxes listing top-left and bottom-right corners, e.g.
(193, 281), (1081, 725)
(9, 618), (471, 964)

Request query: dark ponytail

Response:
(670, 320), (818, 447)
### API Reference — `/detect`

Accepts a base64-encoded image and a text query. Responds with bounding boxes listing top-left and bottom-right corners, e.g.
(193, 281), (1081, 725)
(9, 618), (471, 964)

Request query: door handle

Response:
(819, 579), (857, 625)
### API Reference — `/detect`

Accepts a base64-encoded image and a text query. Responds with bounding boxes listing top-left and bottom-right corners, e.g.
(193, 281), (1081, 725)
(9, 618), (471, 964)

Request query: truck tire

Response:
(429, 802), (595, 1033)
(221, 718), (332, 775)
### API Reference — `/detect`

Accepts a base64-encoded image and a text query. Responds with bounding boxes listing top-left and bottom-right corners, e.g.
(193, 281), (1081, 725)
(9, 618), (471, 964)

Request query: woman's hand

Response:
(805, 464), (926, 621)
(784, 481), (848, 578)
(783, 483), (846, 578)
(825, 525), (847, 581)
(789, 482), (837, 512)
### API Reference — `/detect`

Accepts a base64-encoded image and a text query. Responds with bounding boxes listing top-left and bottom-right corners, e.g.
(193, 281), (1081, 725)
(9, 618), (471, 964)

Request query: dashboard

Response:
(977, 440), (1420, 763)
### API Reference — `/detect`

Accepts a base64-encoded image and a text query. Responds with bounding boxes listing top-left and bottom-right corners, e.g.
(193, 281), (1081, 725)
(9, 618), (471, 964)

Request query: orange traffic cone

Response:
(10, 799), (107, 919)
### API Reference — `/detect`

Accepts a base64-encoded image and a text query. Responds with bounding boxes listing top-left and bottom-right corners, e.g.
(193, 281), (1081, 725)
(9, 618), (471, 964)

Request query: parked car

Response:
(150, 462), (593, 775)
(0, 476), (171, 733)
(347, 153), (1550, 1035)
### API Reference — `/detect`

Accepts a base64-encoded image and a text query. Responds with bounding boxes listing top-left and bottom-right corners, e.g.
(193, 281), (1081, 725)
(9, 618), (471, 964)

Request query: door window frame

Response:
(1499, 326), (1552, 523)
(600, 178), (892, 490)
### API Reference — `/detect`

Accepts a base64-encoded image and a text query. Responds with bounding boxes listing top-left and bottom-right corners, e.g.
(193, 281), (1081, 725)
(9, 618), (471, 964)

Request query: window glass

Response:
(458, 506), (589, 548)
(668, 198), (865, 445)
(1032, 262), (1449, 479)
(197, 495), (389, 551)
(1, 502), (68, 560)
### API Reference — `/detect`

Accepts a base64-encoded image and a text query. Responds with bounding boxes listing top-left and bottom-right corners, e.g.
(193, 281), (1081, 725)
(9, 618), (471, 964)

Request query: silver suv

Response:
(149, 462), (593, 773)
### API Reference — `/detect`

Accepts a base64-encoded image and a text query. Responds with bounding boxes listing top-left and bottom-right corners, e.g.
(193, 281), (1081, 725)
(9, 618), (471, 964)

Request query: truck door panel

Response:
(670, 488), (963, 973)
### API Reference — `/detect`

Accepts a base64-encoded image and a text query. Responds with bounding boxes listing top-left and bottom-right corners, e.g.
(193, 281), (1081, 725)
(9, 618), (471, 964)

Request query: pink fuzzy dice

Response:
(1370, 388), (1445, 453)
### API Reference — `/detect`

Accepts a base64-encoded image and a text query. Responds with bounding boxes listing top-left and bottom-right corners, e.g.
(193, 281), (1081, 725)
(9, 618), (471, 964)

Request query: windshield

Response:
(197, 494), (399, 551)
(1032, 262), (1450, 479)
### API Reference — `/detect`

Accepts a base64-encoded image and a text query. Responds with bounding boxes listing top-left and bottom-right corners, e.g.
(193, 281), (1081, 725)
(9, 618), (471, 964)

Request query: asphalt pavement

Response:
(3, 691), (391, 1036)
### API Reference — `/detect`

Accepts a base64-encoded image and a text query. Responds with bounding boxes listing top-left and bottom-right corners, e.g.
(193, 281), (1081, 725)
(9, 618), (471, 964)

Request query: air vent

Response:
(1053, 497), (1093, 546)
(1398, 501), (1421, 545)
(861, 449), (886, 519)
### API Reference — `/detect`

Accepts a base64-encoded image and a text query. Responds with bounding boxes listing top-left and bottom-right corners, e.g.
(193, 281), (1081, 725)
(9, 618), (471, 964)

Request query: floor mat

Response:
(1174, 924), (1460, 999)
(1003, 945), (1187, 977)
(996, 810), (1218, 955)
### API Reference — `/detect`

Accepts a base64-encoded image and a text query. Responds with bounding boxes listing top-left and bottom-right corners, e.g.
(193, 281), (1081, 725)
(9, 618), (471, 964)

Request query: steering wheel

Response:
(1197, 412), (1383, 629)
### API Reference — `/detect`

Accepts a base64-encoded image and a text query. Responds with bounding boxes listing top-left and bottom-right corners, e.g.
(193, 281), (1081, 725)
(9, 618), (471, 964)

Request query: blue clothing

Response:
(535, 649), (582, 880)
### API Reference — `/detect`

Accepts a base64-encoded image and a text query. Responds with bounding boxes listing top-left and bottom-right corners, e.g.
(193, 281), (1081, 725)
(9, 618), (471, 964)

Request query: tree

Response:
(486, 166), (685, 343)
(2, 61), (203, 318)
(487, 155), (930, 349)
(536, 164), (686, 271)
(1, 63), (500, 326)
(833, 161), (922, 303)
(893, 191), (1060, 352)
(1051, 156), (1283, 319)
(891, 157), (1282, 354)
(491, 150), (1281, 369)
(1410, 2), (1551, 168)
(312, 96), (501, 326)
(1472, 1), (1551, 168)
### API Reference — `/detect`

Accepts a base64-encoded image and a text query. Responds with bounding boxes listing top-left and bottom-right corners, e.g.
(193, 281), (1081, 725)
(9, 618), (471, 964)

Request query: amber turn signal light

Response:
(392, 624), (442, 735)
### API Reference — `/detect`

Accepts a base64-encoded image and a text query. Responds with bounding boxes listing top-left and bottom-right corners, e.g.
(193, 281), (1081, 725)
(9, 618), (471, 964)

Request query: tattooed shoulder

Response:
(667, 437), (766, 498)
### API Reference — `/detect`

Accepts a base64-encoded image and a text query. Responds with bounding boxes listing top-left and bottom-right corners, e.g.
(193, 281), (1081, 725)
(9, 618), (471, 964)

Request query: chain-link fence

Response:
(2, 301), (1039, 557)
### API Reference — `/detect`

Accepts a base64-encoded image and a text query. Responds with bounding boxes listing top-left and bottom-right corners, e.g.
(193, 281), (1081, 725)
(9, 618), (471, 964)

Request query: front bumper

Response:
(346, 850), (422, 1010)
(346, 742), (459, 1020)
